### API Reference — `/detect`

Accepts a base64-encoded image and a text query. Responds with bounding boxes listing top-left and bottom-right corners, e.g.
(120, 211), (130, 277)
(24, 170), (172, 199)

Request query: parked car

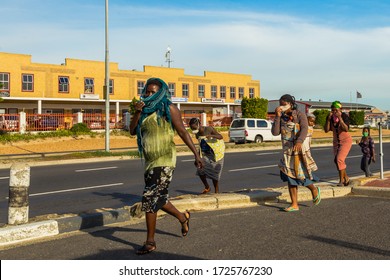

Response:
(228, 118), (279, 144)
(0, 115), (19, 131)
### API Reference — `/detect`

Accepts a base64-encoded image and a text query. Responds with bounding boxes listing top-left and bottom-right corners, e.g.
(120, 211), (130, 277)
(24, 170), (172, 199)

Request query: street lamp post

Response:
(104, 0), (110, 152)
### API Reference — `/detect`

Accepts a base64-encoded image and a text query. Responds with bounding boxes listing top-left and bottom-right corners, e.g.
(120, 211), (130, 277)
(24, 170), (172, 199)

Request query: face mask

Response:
(280, 104), (291, 112)
(191, 129), (199, 134)
(363, 132), (369, 137)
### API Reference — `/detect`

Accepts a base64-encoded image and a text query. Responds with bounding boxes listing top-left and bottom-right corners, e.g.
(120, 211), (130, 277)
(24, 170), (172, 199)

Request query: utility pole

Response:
(104, 0), (110, 152)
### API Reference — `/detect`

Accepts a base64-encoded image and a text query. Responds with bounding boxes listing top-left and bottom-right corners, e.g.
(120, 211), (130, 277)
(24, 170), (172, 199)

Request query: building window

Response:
(220, 86), (226, 98)
(22, 74), (34, 92)
(198, 84), (205, 98)
(137, 81), (145, 96)
(84, 78), (94, 93)
(109, 79), (114, 95)
(182, 83), (189, 97)
(58, 76), (69, 93)
(239, 87), (244, 99)
(230, 86), (236, 99)
(0, 73), (10, 92)
(168, 83), (175, 97)
(211, 85), (217, 98)
(249, 88), (255, 98)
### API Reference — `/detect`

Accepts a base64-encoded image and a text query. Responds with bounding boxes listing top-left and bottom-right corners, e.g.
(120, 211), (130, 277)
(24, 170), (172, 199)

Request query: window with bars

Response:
(0, 73), (10, 92)
(230, 86), (236, 99)
(84, 78), (94, 93)
(168, 83), (175, 97)
(211, 85), (217, 98)
(220, 86), (226, 98)
(239, 87), (244, 99)
(182, 83), (189, 97)
(22, 74), (34, 92)
(198, 84), (205, 98)
(249, 88), (255, 98)
(109, 79), (114, 95)
(58, 76), (69, 93)
(137, 81), (145, 95)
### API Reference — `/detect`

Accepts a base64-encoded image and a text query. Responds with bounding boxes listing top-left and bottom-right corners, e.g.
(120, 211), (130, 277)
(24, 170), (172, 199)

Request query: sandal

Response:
(136, 241), (156, 255)
(344, 178), (350, 186)
(180, 211), (190, 237)
(283, 206), (299, 212)
(312, 187), (321, 206)
(201, 188), (210, 194)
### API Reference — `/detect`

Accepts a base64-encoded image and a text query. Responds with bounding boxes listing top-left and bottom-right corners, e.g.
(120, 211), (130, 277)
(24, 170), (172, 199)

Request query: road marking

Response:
(347, 155), (362, 159)
(0, 177), (9, 180)
(229, 164), (277, 172)
(255, 152), (280, 156)
(75, 166), (118, 172)
(26, 183), (124, 197)
(181, 159), (195, 162)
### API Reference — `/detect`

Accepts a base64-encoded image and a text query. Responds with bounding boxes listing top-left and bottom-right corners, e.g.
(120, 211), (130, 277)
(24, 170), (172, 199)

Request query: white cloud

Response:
(2, 4), (390, 109)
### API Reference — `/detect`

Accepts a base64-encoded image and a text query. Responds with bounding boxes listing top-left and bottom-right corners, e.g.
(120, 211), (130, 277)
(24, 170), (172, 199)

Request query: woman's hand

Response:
(275, 106), (283, 117)
(293, 142), (302, 153)
(194, 156), (203, 169)
(134, 101), (145, 112)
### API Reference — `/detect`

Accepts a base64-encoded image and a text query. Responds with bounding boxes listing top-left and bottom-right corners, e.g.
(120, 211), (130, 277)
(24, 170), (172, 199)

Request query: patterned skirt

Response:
(141, 166), (174, 213)
(196, 152), (224, 181)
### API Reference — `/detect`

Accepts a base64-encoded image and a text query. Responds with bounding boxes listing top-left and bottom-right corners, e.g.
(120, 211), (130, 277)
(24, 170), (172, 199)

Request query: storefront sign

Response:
(172, 97), (188, 102)
(80, 94), (99, 100)
(201, 98), (225, 103)
(0, 91), (10, 97)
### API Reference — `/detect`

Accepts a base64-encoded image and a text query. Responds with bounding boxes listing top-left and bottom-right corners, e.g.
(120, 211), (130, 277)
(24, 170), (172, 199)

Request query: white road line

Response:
(181, 159), (195, 162)
(229, 164), (277, 172)
(255, 152), (280, 156)
(25, 183), (124, 197)
(75, 166), (118, 172)
(347, 155), (362, 159)
(0, 177), (10, 180)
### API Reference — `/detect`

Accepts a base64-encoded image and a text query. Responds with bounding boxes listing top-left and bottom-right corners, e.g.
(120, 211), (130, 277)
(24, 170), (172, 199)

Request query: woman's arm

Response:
(324, 113), (332, 133)
(170, 104), (202, 168)
(129, 100), (145, 135)
(206, 127), (223, 140)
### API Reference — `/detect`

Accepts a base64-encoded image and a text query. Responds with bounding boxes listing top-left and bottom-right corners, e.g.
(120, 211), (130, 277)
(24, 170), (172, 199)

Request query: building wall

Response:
(0, 52), (260, 113)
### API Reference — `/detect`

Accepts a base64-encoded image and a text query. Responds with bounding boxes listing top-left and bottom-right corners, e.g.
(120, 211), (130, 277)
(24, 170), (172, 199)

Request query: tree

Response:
(313, 109), (330, 129)
(349, 110), (365, 126)
(241, 97), (268, 119)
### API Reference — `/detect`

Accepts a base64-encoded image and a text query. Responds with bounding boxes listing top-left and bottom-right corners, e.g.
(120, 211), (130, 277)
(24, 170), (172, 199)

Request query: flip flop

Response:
(313, 187), (321, 206)
(201, 188), (211, 194)
(283, 206), (299, 212)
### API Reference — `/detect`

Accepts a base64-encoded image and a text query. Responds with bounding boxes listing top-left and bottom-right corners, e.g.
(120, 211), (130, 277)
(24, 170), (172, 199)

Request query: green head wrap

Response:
(331, 101), (342, 109)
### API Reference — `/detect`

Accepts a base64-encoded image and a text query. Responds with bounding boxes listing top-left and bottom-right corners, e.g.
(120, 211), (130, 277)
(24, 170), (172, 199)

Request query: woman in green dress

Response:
(130, 78), (202, 255)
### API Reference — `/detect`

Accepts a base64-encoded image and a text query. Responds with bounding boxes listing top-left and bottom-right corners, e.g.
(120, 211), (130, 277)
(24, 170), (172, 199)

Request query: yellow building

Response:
(0, 52), (260, 119)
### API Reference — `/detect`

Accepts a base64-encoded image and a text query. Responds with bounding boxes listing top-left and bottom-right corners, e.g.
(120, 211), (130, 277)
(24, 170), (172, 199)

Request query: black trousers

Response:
(360, 156), (372, 177)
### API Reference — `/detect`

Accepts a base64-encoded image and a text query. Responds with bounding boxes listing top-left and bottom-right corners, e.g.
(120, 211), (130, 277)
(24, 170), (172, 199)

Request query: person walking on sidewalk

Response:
(356, 126), (376, 177)
(324, 101), (353, 186)
(130, 77), (202, 255)
(271, 94), (321, 212)
(189, 118), (225, 194)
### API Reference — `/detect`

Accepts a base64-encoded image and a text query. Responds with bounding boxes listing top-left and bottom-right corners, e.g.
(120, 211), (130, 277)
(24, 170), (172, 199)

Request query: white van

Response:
(228, 118), (279, 144)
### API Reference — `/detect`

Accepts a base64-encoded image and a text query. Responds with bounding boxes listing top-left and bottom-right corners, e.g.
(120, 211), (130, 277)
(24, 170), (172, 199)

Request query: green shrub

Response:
(70, 123), (91, 134)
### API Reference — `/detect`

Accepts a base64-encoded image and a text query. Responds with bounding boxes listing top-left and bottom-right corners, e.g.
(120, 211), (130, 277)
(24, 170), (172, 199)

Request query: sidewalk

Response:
(1, 172), (389, 248)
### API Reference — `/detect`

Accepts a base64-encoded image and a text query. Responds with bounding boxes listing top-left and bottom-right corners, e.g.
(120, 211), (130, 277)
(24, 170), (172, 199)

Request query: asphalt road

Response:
(0, 196), (389, 260)
(0, 143), (389, 225)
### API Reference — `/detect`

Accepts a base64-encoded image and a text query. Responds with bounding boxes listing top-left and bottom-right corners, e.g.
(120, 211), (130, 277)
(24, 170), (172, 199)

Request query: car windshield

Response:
(231, 120), (245, 128)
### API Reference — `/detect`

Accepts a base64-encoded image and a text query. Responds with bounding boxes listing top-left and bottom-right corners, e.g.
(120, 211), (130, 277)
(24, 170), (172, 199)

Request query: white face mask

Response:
(280, 104), (291, 112)
(191, 129), (199, 134)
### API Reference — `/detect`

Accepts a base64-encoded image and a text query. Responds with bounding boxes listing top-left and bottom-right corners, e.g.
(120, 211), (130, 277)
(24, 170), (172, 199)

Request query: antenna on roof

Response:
(165, 46), (173, 68)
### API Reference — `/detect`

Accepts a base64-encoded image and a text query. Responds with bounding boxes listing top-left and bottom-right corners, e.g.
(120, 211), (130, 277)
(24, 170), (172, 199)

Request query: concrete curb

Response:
(1, 175), (389, 248)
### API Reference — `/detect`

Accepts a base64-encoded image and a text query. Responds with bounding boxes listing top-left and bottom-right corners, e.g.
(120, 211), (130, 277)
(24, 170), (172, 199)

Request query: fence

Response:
(1, 112), (232, 133)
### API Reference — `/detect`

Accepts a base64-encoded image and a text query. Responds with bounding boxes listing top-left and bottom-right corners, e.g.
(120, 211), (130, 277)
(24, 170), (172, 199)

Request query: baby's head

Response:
(307, 113), (316, 127)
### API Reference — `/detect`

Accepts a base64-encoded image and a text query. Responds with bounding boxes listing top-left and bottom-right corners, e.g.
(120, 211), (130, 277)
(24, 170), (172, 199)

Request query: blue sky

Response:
(2, 0), (390, 111)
